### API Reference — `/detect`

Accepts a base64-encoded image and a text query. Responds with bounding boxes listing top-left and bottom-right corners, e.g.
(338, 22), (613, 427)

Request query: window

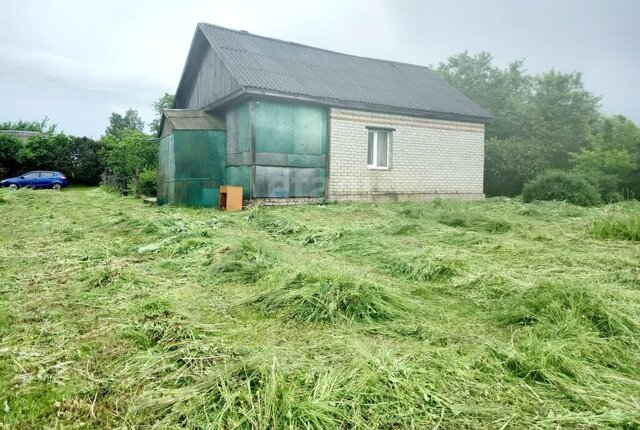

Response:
(23, 172), (40, 179)
(367, 129), (390, 169)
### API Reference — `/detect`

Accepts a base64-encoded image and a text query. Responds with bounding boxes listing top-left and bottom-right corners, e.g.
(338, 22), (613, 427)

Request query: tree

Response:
(105, 109), (145, 138)
(436, 51), (535, 140)
(102, 130), (158, 179)
(70, 137), (105, 185)
(0, 135), (23, 177)
(437, 52), (602, 196)
(532, 70), (600, 168)
(149, 93), (175, 136)
(484, 137), (553, 196)
(0, 117), (57, 134)
(17, 133), (74, 174)
(573, 115), (640, 200)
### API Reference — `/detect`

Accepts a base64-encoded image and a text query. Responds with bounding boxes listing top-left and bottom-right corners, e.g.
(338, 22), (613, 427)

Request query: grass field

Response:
(1, 187), (639, 429)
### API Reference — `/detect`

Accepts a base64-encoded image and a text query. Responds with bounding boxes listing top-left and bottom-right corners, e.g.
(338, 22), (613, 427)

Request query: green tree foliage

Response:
(17, 134), (74, 174)
(522, 170), (601, 206)
(0, 135), (23, 177)
(573, 115), (640, 201)
(10, 134), (104, 185)
(105, 109), (145, 139)
(101, 107), (159, 195)
(149, 93), (175, 136)
(102, 130), (157, 178)
(70, 137), (105, 185)
(138, 167), (157, 196)
(437, 52), (602, 197)
(0, 132), (104, 185)
(533, 71), (600, 168)
(484, 137), (552, 196)
(436, 52), (535, 140)
(0, 117), (57, 134)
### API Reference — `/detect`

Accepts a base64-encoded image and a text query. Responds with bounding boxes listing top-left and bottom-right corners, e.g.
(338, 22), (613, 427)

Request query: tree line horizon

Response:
(0, 51), (638, 201)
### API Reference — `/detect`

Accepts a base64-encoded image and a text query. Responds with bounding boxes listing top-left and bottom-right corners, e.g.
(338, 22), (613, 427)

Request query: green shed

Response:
(158, 110), (226, 207)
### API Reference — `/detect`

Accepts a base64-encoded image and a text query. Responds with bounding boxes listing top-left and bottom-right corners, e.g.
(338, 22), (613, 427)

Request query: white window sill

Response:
(367, 166), (389, 170)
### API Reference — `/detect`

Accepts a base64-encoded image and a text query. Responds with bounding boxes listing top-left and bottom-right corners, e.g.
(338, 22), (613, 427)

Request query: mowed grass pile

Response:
(1, 189), (639, 429)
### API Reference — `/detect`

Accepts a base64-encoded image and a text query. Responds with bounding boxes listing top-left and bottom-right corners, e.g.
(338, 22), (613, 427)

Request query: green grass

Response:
(1, 188), (639, 429)
(591, 203), (640, 241)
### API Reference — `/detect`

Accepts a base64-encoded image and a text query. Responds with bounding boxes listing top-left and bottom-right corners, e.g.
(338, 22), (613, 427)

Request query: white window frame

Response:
(367, 129), (391, 170)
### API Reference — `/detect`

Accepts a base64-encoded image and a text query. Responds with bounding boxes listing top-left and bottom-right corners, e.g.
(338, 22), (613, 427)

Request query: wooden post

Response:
(135, 166), (141, 198)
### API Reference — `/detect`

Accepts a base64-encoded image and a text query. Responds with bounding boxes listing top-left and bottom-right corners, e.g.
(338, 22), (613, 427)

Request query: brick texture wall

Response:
(328, 108), (485, 201)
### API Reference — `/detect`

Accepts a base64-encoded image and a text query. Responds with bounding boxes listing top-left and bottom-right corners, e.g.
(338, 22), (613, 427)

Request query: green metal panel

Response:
(173, 129), (226, 207)
(253, 100), (327, 197)
(225, 103), (251, 165)
(157, 134), (175, 205)
(255, 100), (326, 158)
(158, 129), (226, 207)
(254, 166), (325, 198)
(224, 102), (252, 199)
(225, 165), (251, 199)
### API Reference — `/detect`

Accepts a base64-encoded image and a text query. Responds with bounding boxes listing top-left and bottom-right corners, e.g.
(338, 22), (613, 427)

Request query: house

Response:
(158, 23), (492, 207)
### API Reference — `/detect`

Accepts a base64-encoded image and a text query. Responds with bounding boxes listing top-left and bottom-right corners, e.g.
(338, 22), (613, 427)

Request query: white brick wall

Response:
(328, 108), (485, 201)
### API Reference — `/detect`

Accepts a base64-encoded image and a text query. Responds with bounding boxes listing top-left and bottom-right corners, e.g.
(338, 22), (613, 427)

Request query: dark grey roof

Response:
(0, 130), (41, 140)
(163, 109), (225, 130)
(197, 23), (492, 122)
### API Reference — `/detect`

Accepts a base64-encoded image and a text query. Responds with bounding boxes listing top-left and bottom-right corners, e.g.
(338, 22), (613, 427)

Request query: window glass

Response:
(377, 131), (388, 167)
(41, 172), (54, 178)
(366, 129), (390, 168)
(23, 172), (40, 179)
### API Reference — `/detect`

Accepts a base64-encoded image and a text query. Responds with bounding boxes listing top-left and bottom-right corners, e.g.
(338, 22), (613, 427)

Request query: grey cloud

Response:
(1, 0), (638, 138)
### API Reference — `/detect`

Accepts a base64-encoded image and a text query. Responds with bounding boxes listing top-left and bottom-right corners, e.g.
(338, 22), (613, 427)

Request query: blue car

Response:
(1, 171), (68, 190)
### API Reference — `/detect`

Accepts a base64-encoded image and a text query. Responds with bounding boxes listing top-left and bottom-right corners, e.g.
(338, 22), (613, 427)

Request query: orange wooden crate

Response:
(219, 186), (243, 211)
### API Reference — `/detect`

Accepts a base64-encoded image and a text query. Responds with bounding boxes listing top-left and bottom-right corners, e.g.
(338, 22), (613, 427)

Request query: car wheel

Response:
(52, 183), (62, 191)
(8, 183), (18, 190)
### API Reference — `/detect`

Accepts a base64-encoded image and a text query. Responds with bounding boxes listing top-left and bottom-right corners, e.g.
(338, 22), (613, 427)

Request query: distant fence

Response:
(101, 170), (142, 197)
(0, 130), (42, 140)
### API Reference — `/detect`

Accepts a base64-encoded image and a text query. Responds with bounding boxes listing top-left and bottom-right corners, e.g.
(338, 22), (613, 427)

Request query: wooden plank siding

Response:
(175, 30), (242, 110)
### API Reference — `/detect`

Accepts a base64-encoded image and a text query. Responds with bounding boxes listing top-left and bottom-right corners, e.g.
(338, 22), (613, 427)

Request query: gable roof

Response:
(163, 109), (225, 130)
(160, 109), (225, 138)
(177, 23), (492, 123)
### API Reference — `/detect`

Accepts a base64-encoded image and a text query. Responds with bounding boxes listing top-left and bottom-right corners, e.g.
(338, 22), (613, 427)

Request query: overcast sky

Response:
(1, 0), (638, 138)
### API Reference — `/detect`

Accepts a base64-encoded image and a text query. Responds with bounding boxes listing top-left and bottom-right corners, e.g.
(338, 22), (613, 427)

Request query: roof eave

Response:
(205, 88), (492, 124)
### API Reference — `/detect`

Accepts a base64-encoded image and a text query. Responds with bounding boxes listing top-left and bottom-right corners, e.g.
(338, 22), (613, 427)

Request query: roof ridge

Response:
(197, 22), (437, 73)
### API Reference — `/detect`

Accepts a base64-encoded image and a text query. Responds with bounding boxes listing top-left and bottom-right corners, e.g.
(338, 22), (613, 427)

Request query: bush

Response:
(591, 211), (640, 241)
(522, 171), (601, 206)
(138, 167), (157, 197)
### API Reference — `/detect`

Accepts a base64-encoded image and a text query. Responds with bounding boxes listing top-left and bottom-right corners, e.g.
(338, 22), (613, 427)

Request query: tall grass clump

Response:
(246, 272), (409, 323)
(213, 240), (274, 283)
(134, 352), (454, 429)
(591, 211), (640, 241)
(387, 255), (459, 282)
(252, 213), (306, 236)
(522, 170), (601, 206)
(497, 281), (637, 338)
(135, 359), (344, 429)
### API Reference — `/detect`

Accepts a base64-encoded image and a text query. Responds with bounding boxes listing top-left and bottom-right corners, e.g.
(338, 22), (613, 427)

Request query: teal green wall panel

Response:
(225, 165), (251, 199)
(157, 134), (175, 206)
(158, 129), (226, 207)
(253, 100), (327, 198)
(255, 100), (327, 157)
(226, 103), (251, 165)
(159, 99), (329, 205)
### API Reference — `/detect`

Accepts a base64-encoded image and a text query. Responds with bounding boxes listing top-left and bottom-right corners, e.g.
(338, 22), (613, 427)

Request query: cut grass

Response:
(1, 187), (639, 429)
(591, 204), (640, 241)
(245, 271), (409, 323)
